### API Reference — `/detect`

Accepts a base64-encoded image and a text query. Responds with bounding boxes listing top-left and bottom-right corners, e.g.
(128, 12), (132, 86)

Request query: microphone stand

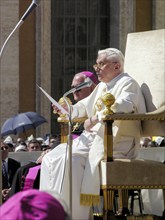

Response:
(0, 4), (23, 207)
(56, 80), (92, 217)
(63, 91), (73, 219)
(0, 20), (23, 59)
(0, 0), (40, 205)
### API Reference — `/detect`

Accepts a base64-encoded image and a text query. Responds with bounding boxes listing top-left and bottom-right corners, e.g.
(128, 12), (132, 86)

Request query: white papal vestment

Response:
(40, 73), (146, 220)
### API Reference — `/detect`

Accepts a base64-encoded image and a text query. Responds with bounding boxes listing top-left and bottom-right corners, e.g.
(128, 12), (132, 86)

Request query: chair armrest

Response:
(103, 105), (165, 121)
(103, 105), (165, 162)
(57, 117), (87, 123)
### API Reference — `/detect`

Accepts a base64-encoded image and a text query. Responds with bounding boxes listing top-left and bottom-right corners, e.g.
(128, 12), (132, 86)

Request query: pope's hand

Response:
(52, 97), (71, 115)
(84, 115), (98, 132)
(52, 104), (63, 115)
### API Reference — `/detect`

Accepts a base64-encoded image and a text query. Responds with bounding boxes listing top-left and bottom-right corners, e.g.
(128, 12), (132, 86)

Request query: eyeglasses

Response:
(93, 61), (117, 71)
(93, 62), (106, 71)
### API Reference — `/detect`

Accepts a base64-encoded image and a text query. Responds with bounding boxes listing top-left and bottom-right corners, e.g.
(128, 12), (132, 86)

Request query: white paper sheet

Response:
(37, 85), (68, 115)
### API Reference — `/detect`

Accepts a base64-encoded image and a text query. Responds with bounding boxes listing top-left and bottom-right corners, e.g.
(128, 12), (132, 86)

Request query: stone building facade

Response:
(0, 0), (164, 139)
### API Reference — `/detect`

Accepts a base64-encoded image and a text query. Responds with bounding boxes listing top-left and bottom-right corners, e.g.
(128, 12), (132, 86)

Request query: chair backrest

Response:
(124, 29), (165, 136)
(124, 29), (165, 111)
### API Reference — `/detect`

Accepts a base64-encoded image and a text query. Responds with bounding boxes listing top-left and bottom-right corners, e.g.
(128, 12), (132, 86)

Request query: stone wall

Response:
(0, 0), (164, 139)
(0, 0), (19, 129)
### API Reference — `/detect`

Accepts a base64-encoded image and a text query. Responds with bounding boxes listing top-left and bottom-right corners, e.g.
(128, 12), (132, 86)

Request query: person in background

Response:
(9, 140), (50, 197)
(27, 139), (41, 152)
(140, 137), (152, 148)
(69, 71), (98, 138)
(49, 134), (61, 149)
(15, 144), (27, 152)
(71, 71), (98, 102)
(9, 138), (42, 196)
(16, 137), (25, 146)
(1, 141), (21, 202)
(154, 136), (165, 147)
(4, 136), (15, 152)
(36, 137), (44, 145)
(40, 48), (146, 219)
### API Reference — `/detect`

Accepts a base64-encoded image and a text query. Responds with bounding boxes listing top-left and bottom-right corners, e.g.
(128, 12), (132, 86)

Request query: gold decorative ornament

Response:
(95, 98), (103, 112)
(101, 93), (115, 115)
(58, 97), (72, 105)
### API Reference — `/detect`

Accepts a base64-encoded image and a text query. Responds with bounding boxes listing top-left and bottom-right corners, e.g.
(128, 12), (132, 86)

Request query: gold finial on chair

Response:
(101, 93), (115, 115)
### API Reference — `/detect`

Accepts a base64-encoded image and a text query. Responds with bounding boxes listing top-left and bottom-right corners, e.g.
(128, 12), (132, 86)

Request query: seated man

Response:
(54, 71), (98, 139)
(71, 71), (98, 103)
(70, 71), (98, 137)
(40, 48), (146, 220)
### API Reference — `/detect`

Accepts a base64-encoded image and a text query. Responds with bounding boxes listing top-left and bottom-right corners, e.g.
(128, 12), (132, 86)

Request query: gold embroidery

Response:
(72, 122), (80, 132)
(95, 87), (107, 112)
(95, 98), (103, 112)
(80, 194), (100, 206)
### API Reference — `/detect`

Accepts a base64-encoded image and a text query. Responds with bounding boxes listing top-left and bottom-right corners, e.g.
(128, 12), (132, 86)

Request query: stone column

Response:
(119, 0), (135, 53)
(36, 0), (51, 137)
(109, 0), (135, 55)
(153, 0), (165, 29)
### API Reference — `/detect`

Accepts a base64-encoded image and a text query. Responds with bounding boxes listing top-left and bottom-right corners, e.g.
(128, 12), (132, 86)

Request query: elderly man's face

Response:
(71, 75), (93, 102)
(94, 53), (120, 83)
(1, 142), (9, 160)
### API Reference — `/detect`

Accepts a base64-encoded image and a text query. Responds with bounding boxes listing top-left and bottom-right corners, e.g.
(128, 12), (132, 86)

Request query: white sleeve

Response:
(111, 80), (145, 113)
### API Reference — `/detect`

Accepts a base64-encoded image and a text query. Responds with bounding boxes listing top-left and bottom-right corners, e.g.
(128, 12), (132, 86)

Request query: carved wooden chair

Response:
(58, 29), (165, 219)
(100, 29), (165, 219)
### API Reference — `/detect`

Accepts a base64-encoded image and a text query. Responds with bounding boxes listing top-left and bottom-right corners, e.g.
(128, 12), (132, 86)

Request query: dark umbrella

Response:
(1, 111), (47, 137)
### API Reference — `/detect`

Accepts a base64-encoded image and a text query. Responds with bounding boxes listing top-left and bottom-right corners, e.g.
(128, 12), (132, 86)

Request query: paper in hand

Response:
(36, 84), (68, 115)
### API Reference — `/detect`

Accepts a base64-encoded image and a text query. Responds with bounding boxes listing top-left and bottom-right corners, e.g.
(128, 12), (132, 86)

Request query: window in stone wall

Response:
(51, 0), (109, 133)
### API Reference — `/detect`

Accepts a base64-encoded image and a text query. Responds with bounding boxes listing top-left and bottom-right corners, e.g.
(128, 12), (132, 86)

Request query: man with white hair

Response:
(40, 48), (146, 219)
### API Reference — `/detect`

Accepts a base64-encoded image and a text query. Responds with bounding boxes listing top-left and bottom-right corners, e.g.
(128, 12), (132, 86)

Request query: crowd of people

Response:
(140, 136), (165, 148)
(1, 133), (60, 152)
(1, 48), (164, 219)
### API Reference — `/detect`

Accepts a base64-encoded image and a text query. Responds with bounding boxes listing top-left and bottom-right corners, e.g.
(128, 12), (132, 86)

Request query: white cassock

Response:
(40, 73), (146, 220)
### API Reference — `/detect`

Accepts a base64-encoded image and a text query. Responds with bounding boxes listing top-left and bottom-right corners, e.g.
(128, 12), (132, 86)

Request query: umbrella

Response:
(1, 111), (47, 136)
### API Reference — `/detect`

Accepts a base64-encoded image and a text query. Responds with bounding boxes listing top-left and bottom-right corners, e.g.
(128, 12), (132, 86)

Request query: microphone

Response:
(0, 0), (41, 58)
(75, 78), (93, 91)
(21, 0), (41, 22)
(64, 78), (93, 96)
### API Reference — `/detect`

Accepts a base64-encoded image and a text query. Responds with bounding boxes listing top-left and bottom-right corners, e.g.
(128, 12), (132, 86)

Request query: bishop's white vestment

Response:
(40, 73), (146, 219)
